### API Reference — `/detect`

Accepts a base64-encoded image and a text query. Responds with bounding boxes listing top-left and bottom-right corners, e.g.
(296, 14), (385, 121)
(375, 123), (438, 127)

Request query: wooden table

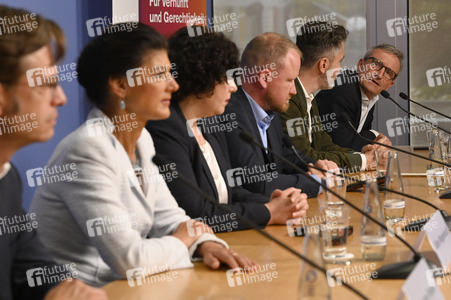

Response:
(103, 149), (451, 299)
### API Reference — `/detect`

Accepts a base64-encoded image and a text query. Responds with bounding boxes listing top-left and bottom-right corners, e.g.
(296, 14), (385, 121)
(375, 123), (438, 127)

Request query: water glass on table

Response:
(319, 176), (346, 210)
(426, 129), (445, 189)
(320, 205), (350, 261)
(383, 151), (405, 225)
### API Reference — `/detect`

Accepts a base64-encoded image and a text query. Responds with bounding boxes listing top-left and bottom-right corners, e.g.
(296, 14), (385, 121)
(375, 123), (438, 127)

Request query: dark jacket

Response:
(146, 103), (271, 232)
(221, 87), (320, 198)
(316, 71), (377, 151)
(0, 164), (56, 300)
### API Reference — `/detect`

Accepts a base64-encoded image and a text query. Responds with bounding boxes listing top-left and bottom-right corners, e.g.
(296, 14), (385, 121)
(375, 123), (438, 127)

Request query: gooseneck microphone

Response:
(239, 131), (432, 279)
(151, 154), (368, 299)
(381, 90), (451, 135)
(399, 92), (451, 120)
(340, 112), (451, 168)
(282, 136), (451, 231)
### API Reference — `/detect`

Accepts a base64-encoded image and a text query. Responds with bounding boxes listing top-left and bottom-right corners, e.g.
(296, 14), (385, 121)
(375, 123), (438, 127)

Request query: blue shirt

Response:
(242, 88), (322, 193)
(243, 89), (274, 150)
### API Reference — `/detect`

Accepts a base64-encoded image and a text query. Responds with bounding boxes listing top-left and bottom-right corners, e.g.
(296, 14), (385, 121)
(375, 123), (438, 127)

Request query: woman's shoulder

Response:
(47, 118), (123, 170)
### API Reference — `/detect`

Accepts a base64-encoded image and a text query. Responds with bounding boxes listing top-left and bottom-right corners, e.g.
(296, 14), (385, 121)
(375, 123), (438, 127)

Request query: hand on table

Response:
(362, 144), (389, 170)
(265, 187), (309, 225)
(314, 159), (339, 175)
(197, 241), (258, 271)
(374, 133), (392, 147)
(44, 279), (107, 300)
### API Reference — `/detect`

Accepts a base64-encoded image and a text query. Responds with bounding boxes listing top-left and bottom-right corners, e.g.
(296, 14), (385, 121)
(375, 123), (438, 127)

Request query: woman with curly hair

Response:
(147, 26), (309, 232)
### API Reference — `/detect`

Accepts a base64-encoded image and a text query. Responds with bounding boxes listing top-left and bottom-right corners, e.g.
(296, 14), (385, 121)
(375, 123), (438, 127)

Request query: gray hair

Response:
(364, 43), (404, 74)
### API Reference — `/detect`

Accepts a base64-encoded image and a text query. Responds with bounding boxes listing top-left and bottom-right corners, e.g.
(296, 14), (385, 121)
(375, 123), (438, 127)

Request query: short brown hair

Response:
(241, 32), (301, 72)
(296, 21), (349, 69)
(0, 5), (66, 85)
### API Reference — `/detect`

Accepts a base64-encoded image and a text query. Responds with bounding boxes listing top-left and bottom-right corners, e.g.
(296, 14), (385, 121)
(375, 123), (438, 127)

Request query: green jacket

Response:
(280, 78), (362, 171)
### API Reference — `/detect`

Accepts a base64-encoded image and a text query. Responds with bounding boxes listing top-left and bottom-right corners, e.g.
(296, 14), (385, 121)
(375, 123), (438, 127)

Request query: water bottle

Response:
(427, 129), (445, 187)
(383, 151), (405, 224)
(361, 178), (386, 261)
(298, 228), (331, 300)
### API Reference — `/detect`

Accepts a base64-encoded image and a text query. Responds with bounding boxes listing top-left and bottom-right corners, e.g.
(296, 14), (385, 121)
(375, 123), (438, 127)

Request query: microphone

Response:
(399, 92), (451, 120)
(339, 111), (451, 168)
(239, 131), (436, 279)
(380, 90), (451, 135)
(341, 111), (451, 200)
(281, 135), (384, 187)
(151, 154), (368, 299)
(282, 136), (451, 231)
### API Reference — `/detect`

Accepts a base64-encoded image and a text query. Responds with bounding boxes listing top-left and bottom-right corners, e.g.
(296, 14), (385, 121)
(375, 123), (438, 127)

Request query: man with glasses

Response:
(316, 44), (404, 152)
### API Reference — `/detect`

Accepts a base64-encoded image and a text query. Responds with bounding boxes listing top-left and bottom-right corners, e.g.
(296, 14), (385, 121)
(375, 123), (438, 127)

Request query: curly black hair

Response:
(168, 26), (239, 101)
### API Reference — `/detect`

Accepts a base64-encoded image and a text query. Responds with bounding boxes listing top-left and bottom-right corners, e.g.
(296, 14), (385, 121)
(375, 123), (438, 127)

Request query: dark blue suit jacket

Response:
(146, 103), (271, 232)
(316, 71), (377, 151)
(0, 164), (56, 300)
(221, 87), (320, 198)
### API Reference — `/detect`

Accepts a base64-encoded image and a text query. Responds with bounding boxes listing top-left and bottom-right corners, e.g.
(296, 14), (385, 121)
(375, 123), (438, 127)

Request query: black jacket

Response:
(221, 87), (320, 198)
(316, 71), (377, 151)
(146, 103), (271, 232)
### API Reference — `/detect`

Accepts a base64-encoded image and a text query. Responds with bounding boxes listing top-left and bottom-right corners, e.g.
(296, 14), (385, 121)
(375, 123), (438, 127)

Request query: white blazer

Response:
(30, 108), (227, 287)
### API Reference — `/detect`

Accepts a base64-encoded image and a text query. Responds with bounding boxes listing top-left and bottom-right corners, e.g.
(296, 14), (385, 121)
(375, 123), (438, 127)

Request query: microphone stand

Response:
(239, 131), (438, 279)
(339, 111), (451, 168)
(282, 136), (451, 231)
(399, 92), (451, 120)
(340, 111), (451, 199)
(381, 90), (451, 135)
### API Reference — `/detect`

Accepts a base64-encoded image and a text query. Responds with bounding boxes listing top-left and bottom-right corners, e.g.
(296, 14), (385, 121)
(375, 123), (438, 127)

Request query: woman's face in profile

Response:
(125, 50), (179, 122)
(203, 79), (237, 117)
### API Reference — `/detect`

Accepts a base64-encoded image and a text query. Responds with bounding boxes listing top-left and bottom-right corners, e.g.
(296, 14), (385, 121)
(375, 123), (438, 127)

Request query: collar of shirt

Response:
(297, 77), (315, 104)
(0, 162), (11, 180)
(243, 88), (274, 131)
(357, 87), (380, 133)
(297, 78), (315, 143)
(360, 87), (379, 106)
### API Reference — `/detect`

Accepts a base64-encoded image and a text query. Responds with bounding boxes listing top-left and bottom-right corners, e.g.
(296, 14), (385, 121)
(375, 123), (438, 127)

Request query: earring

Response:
(120, 100), (126, 110)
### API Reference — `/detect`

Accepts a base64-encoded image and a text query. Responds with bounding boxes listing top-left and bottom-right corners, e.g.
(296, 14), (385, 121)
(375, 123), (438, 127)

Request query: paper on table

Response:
(401, 258), (445, 300)
(424, 211), (451, 268)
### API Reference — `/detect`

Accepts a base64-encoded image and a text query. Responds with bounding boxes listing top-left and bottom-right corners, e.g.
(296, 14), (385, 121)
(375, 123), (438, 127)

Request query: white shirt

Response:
(297, 78), (315, 144)
(357, 87), (380, 137)
(199, 140), (229, 204)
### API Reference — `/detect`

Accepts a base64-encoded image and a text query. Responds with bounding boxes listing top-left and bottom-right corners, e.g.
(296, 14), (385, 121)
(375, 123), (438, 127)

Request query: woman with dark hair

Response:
(31, 23), (255, 287)
(147, 27), (309, 232)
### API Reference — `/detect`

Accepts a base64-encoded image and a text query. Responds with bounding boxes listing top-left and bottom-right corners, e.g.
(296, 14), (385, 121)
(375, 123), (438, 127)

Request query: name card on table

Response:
(424, 211), (451, 268)
(400, 258), (445, 300)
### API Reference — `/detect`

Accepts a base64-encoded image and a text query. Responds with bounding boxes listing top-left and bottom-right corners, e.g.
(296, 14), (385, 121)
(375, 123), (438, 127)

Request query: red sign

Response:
(140, 0), (208, 37)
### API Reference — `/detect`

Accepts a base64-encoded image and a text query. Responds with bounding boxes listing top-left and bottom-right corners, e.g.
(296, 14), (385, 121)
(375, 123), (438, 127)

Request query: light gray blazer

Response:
(30, 108), (227, 287)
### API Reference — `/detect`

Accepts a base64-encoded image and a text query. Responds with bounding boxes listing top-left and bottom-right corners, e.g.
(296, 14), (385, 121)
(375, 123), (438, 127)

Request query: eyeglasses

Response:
(364, 57), (398, 81)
